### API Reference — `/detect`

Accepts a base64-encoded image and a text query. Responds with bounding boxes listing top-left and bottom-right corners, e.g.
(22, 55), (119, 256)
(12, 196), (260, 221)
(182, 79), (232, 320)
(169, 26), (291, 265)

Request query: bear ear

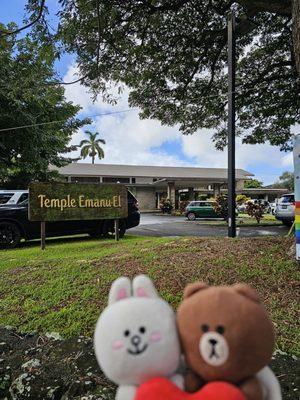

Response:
(232, 283), (260, 303)
(108, 277), (131, 305)
(132, 274), (159, 298)
(184, 282), (208, 299)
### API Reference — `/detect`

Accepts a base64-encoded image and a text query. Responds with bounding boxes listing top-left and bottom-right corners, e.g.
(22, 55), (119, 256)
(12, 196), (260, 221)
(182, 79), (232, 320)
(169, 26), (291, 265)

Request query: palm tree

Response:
(78, 131), (106, 164)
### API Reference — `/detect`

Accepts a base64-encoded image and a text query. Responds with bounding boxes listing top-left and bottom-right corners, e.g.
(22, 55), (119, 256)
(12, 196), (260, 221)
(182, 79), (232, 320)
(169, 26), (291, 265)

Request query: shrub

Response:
(213, 194), (228, 221)
(245, 201), (265, 223)
(236, 194), (250, 205)
(159, 198), (173, 214)
(179, 200), (190, 213)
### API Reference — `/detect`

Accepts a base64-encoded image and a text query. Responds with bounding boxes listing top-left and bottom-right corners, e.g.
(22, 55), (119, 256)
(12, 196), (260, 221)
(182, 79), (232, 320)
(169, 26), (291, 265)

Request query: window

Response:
(70, 177), (100, 183)
(18, 193), (28, 203)
(0, 193), (13, 204)
(102, 177), (130, 183)
(279, 194), (294, 204)
(131, 177), (136, 184)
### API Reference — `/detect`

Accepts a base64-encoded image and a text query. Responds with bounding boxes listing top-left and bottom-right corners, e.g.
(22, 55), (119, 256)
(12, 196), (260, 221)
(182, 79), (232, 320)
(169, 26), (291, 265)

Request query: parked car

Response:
(0, 190), (140, 249)
(237, 202), (247, 213)
(0, 190), (28, 205)
(275, 193), (295, 226)
(185, 200), (219, 220)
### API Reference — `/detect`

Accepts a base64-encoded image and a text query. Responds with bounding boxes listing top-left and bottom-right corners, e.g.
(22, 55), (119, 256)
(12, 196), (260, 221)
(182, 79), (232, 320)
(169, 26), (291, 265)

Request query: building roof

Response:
(240, 188), (289, 194)
(56, 163), (253, 181)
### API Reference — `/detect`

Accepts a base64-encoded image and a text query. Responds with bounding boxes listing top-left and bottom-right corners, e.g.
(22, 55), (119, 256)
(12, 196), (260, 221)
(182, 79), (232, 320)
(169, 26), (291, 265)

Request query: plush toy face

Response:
(177, 283), (275, 383)
(94, 275), (181, 386)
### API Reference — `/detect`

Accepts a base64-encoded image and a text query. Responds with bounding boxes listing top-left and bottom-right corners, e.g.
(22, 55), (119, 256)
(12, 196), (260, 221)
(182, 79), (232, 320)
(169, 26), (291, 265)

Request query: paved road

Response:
(129, 213), (289, 237)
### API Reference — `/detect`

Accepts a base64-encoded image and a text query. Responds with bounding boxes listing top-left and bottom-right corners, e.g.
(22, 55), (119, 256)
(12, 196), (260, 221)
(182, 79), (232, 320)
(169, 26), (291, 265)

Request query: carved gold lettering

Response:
(44, 198), (50, 207)
(38, 194), (46, 208)
(113, 196), (118, 207)
(79, 195), (85, 207)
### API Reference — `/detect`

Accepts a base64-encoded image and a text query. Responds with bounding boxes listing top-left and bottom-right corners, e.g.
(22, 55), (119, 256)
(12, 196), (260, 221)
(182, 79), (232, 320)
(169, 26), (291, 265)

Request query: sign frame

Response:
(28, 182), (128, 249)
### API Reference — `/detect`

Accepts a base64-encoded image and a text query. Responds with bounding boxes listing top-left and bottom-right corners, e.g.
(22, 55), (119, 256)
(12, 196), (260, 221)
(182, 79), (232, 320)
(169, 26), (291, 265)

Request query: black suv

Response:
(0, 191), (140, 249)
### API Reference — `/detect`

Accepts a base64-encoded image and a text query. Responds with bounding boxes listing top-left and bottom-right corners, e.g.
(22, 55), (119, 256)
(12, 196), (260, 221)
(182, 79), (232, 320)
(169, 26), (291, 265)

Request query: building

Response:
(56, 163), (289, 211)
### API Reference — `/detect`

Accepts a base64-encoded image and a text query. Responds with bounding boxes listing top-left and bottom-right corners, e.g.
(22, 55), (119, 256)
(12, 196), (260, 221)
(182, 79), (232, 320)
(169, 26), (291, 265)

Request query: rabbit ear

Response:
(132, 275), (159, 298)
(108, 277), (131, 305)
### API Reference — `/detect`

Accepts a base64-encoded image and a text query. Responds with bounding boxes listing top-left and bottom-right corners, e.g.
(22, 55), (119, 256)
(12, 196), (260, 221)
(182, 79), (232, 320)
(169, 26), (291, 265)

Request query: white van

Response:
(0, 190), (28, 206)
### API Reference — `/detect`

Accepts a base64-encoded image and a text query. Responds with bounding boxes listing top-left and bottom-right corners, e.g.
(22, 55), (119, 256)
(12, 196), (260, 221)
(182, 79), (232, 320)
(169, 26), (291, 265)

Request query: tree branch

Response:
(45, 73), (90, 86)
(237, 0), (292, 17)
(293, 0), (300, 74)
(0, 0), (46, 36)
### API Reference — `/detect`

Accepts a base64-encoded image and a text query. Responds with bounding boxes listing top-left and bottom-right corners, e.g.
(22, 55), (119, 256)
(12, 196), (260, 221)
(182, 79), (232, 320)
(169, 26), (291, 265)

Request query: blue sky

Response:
(2, 0), (295, 185)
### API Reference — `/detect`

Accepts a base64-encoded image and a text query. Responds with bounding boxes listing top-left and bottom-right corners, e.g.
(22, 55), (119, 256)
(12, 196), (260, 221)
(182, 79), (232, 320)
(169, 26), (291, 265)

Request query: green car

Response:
(185, 200), (219, 220)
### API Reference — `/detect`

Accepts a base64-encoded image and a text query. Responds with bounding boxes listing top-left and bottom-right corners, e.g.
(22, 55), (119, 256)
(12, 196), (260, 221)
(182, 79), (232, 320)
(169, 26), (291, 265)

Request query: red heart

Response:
(135, 377), (246, 400)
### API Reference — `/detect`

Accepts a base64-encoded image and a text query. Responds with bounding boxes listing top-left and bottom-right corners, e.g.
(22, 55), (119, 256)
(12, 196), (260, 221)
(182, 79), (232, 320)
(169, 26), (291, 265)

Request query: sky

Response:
(1, 0), (296, 185)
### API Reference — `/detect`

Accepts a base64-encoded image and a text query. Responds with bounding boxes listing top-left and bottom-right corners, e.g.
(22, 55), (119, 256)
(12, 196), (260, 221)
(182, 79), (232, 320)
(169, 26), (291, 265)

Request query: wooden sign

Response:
(28, 182), (128, 222)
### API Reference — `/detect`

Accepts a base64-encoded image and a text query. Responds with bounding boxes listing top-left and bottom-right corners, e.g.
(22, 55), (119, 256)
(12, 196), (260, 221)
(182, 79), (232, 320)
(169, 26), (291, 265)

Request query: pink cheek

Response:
(112, 340), (124, 351)
(149, 331), (162, 343)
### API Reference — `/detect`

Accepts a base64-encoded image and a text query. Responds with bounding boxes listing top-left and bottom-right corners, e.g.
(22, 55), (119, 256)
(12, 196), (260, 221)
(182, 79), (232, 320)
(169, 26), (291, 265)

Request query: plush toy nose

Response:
(209, 338), (217, 346)
(131, 335), (141, 346)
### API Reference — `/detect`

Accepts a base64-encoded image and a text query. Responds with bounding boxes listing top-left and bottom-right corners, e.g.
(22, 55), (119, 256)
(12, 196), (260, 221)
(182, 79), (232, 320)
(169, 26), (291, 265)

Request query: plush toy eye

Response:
(201, 324), (209, 332)
(139, 326), (146, 334)
(216, 325), (225, 334)
(124, 330), (130, 337)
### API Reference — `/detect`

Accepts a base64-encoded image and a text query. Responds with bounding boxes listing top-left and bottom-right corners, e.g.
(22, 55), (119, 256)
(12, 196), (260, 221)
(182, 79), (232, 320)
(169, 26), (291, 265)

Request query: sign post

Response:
(293, 135), (300, 261)
(29, 182), (128, 248)
(40, 221), (46, 250)
(227, 8), (236, 238)
(114, 219), (120, 241)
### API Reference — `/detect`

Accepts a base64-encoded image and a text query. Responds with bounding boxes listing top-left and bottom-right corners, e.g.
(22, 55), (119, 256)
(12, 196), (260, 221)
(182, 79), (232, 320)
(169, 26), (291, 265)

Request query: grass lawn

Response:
(0, 235), (299, 356)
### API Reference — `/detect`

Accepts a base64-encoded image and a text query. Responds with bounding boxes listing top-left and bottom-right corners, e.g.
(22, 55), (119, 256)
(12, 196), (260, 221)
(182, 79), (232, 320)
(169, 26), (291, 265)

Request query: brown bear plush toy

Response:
(177, 283), (275, 400)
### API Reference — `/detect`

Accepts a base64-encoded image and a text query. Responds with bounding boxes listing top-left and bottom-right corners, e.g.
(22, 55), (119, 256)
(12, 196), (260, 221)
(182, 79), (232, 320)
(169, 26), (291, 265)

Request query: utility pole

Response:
(228, 9), (236, 238)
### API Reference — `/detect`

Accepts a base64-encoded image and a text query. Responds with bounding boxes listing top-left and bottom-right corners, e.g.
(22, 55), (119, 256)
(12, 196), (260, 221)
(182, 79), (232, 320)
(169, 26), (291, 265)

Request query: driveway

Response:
(129, 213), (289, 237)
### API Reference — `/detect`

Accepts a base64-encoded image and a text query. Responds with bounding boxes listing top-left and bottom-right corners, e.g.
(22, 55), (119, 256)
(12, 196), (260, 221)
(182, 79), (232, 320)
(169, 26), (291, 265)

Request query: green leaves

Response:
(77, 130), (105, 163)
(55, 0), (299, 150)
(0, 29), (88, 188)
(2, 1), (299, 155)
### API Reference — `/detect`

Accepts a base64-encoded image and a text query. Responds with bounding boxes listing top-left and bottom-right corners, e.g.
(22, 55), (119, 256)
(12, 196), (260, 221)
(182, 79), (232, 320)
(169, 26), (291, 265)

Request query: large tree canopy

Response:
(293, 0), (300, 73)
(0, 26), (89, 188)
(5, 1), (300, 151)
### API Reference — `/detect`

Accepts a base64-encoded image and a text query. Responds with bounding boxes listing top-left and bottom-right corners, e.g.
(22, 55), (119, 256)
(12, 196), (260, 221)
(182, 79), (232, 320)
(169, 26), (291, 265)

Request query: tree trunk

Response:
(293, 0), (300, 75)
(92, 156), (95, 164)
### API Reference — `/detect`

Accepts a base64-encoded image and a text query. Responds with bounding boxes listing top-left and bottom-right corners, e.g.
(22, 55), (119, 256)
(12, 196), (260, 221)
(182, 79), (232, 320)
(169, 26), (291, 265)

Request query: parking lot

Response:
(129, 213), (289, 237)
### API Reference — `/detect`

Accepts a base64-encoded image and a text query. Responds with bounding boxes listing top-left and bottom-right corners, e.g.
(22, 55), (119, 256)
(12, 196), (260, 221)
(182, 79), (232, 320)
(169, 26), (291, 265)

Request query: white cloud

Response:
(64, 64), (295, 185)
(281, 152), (293, 168)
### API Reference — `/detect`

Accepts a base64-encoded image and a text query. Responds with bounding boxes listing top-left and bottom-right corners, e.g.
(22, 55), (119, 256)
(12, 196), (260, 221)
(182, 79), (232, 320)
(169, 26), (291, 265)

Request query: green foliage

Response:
(51, 0), (299, 150)
(213, 194), (228, 220)
(245, 201), (265, 223)
(0, 27), (89, 189)
(272, 171), (294, 191)
(236, 194), (250, 204)
(77, 130), (105, 164)
(244, 179), (263, 189)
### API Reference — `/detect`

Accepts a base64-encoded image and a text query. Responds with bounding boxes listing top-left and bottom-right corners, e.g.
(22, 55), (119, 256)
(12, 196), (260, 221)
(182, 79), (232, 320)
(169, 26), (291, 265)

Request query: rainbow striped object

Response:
(293, 135), (300, 260)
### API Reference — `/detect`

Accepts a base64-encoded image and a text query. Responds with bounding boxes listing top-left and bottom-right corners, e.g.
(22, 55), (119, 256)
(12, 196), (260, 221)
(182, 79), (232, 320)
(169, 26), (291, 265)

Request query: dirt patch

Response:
(0, 327), (298, 399)
(0, 327), (114, 400)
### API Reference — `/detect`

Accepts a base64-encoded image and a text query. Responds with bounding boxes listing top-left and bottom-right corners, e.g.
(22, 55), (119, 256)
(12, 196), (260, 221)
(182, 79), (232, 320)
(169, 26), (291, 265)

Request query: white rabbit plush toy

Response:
(94, 275), (183, 400)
